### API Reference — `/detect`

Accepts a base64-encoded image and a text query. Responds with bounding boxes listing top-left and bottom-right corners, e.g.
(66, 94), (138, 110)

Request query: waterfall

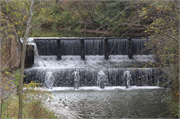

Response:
(97, 70), (108, 89)
(72, 71), (80, 89)
(34, 38), (153, 56)
(32, 42), (39, 62)
(23, 37), (169, 89)
(24, 68), (167, 87)
(61, 40), (81, 55)
(44, 71), (55, 88)
(35, 39), (57, 55)
(123, 70), (132, 88)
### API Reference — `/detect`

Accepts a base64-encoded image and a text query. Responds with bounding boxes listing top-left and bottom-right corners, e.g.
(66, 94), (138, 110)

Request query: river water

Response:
(45, 87), (170, 119)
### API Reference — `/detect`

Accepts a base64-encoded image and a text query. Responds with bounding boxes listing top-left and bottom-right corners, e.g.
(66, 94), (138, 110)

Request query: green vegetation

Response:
(31, 1), (147, 37)
(139, 1), (179, 117)
(0, 69), (58, 118)
(0, 0), (179, 118)
(1, 95), (58, 118)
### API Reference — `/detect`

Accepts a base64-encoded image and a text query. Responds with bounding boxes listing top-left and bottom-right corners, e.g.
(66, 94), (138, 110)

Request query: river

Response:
(44, 87), (170, 119)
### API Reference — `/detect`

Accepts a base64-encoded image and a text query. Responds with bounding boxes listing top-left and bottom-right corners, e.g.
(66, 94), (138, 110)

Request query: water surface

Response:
(49, 87), (169, 118)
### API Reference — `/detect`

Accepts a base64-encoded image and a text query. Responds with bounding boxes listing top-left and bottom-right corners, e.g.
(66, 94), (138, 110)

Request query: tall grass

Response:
(0, 95), (58, 118)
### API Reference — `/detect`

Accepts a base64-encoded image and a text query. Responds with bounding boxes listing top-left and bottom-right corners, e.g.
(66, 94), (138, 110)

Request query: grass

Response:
(0, 94), (59, 119)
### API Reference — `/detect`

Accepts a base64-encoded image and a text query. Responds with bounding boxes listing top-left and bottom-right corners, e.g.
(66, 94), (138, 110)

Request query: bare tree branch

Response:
(18, 0), (34, 118)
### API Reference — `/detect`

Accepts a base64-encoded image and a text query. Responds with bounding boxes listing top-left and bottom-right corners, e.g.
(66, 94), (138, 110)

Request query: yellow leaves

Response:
(22, 15), (27, 22)
(176, 92), (179, 96)
(142, 7), (147, 10)
(150, 26), (155, 29)
(1, 18), (6, 22)
(17, 30), (22, 36)
(24, 81), (42, 91)
(156, 7), (160, 10)
(10, 24), (14, 28)
(154, 18), (165, 24)
(18, 21), (23, 25)
(144, 15), (148, 19)
(14, 22), (19, 25)
(7, 29), (11, 33)
(5, 71), (10, 75)
(139, 7), (147, 17)
(1, 27), (5, 31)
(4, 86), (10, 90)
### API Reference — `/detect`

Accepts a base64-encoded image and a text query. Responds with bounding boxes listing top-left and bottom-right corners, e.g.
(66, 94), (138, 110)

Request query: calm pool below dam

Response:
(46, 87), (170, 119)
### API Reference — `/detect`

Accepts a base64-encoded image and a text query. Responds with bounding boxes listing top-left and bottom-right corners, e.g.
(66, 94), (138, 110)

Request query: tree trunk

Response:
(18, 0), (34, 118)
(0, 99), (3, 119)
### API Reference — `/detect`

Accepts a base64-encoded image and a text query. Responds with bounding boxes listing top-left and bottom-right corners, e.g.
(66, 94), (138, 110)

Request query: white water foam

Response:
(30, 55), (155, 69)
(97, 70), (108, 87)
(72, 71), (80, 89)
(123, 70), (132, 88)
(34, 86), (164, 92)
(20, 37), (34, 44)
(24, 37), (155, 69)
(44, 71), (55, 88)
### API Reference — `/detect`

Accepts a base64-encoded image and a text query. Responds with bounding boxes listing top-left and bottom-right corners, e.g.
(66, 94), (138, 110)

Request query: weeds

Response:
(0, 94), (58, 118)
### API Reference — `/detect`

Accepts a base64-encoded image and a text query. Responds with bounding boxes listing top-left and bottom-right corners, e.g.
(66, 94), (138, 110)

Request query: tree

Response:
(18, 0), (34, 118)
(137, 1), (179, 117)
(1, 0), (32, 117)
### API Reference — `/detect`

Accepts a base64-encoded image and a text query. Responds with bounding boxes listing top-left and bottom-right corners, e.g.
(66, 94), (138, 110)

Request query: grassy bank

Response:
(0, 94), (58, 119)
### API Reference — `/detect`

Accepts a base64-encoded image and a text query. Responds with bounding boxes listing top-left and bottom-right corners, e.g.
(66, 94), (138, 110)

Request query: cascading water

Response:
(44, 71), (55, 88)
(97, 70), (108, 89)
(123, 70), (131, 88)
(24, 37), (167, 87)
(33, 43), (40, 64)
(34, 38), (153, 56)
(72, 71), (80, 89)
(23, 37), (170, 118)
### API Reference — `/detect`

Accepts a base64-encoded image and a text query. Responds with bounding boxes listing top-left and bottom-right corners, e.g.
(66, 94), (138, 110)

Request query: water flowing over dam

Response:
(24, 37), (166, 87)
(23, 37), (170, 118)
(34, 38), (152, 55)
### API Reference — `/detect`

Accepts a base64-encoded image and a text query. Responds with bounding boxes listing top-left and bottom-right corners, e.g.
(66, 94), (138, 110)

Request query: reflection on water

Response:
(50, 88), (170, 118)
